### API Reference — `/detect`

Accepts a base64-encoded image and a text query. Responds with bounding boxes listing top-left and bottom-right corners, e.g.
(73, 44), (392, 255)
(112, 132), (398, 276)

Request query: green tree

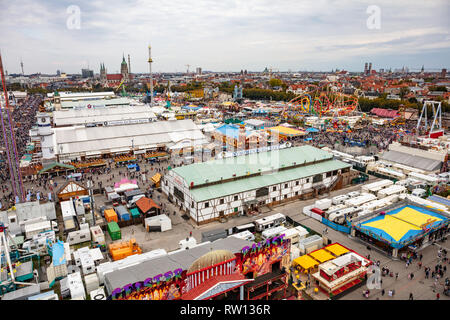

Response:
(399, 87), (410, 100)
(269, 78), (283, 88)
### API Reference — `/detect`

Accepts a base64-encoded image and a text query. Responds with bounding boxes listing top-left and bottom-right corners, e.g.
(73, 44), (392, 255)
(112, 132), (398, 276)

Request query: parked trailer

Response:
(232, 223), (256, 234)
(408, 172), (439, 186)
(283, 226), (309, 246)
(24, 220), (52, 239)
(344, 193), (377, 207)
(362, 179), (394, 194)
(254, 213), (286, 232)
(314, 198), (332, 210)
(230, 230), (255, 242)
(67, 228), (91, 246)
(360, 195), (400, 213)
(328, 207), (361, 224)
(332, 195), (349, 205)
(90, 226), (105, 245)
(377, 185), (406, 199)
(376, 167), (406, 180)
(328, 203), (347, 211)
(402, 194), (449, 213)
(22, 230), (56, 254)
(261, 226), (287, 240)
(60, 200), (76, 221)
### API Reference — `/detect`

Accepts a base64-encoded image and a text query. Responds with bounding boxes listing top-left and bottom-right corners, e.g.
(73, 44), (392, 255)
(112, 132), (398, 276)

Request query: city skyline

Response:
(0, 0), (449, 74)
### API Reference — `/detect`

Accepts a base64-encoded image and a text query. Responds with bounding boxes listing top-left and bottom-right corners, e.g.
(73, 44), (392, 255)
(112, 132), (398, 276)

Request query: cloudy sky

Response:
(0, 0), (449, 74)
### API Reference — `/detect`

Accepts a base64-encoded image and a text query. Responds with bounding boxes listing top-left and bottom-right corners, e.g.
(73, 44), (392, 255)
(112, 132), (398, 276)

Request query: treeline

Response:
(171, 81), (204, 92)
(357, 97), (420, 112)
(358, 97), (450, 114)
(243, 88), (296, 101)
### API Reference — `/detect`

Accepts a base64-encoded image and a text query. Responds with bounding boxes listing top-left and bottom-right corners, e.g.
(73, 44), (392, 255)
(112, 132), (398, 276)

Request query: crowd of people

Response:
(0, 94), (42, 208)
(307, 120), (420, 152)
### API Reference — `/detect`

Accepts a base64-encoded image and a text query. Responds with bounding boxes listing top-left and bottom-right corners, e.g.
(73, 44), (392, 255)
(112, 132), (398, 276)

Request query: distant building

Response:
(100, 55), (132, 87)
(441, 68), (447, 79)
(196, 67), (202, 75)
(81, 69), (94, 78)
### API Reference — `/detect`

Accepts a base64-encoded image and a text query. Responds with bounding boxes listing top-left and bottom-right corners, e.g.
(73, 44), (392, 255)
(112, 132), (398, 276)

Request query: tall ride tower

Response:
(148, 45), (154, 107)
(0, 53), (25, 203)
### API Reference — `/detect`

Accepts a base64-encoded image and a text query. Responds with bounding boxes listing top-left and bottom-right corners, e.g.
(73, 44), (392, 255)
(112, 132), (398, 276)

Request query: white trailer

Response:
(344, 193), (377, 207)
(332, 195), (349, 205)
(377, 167), (406, 180)
(68, 272), (85, 300)
(362, 179), (393, 194)
(254, 213), (286, 232)
(179, 237), (197, 250)
(298, 235), (323, 255)
(144, 214), (172, 232)
(60, 200), (76, 221)
(328, 207), (361, 224)
(377, 185), (406, 199)
(230, 230), (255, 242)
(408, 172), (439, 186)
(261, 226), (287, 240)
(360, 195), (399, 213)
(24, 220), (52, 239)
(314, 198), (332, 210)
(84, 273), (100, 293)
(22, 230), (55, 254)
(67, 228), (91, 246)
(90, 225), (105, 245)
(403, 194), (448, 213)
(90, 287), (106, 300)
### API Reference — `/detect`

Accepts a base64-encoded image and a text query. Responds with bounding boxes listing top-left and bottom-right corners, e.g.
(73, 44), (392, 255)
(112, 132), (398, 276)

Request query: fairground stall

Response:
(351, 200), (450, 258)
(105, 235), (290, 300)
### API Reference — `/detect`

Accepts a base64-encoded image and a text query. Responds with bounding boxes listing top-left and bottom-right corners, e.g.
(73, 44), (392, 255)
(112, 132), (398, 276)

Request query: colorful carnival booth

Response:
(352, 203), (450, 258)
(105, 235), (290, 300)
(291, 243), (371, 299)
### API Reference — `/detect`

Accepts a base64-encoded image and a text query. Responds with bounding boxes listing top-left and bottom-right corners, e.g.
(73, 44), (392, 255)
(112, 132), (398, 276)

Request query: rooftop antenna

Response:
(128, 54), (131, 74)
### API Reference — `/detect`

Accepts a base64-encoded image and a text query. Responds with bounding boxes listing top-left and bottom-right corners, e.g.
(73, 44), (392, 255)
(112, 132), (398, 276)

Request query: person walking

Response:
(395, 272), (399, 280)
(381, 289), (385, 296)
(409, 293), (413, 300)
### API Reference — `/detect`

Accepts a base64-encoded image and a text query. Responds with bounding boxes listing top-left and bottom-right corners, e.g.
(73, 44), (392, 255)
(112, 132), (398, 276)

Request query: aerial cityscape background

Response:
(0, 0), (449, 303)
(1, 0), (449, 74)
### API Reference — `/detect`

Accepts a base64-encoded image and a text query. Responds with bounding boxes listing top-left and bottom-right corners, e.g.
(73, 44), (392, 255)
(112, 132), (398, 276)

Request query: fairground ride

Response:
(0, 223), (40, 295)
(284, 82), (359, 119)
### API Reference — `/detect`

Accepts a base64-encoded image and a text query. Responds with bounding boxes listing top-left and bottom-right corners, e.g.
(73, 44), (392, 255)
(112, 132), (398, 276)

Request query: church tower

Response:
(100, 62), (107, 84)
(121, 54), (129, 82)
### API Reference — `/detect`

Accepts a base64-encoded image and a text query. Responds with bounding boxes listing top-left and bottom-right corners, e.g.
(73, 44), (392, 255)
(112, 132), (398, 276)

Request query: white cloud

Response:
(0, 0), (448, 73)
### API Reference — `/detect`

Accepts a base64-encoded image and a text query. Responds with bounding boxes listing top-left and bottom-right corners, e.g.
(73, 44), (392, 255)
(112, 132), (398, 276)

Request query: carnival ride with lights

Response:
(283, 82), (359, 120)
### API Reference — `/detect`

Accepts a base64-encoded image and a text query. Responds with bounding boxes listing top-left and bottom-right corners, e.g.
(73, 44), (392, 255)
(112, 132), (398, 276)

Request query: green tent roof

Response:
(189, 159), (350, 202)
(38, 162), (75, 174)
(172, 145), (333, 187)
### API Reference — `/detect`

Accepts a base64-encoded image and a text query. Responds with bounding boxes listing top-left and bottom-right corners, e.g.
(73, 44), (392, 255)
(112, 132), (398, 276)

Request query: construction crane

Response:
(0, 52), (25, 204)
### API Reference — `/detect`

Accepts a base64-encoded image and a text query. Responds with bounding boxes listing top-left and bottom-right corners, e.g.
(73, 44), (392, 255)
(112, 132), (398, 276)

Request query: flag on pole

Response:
(37, 192), (41, 201)
(48, 193), (52, 201)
